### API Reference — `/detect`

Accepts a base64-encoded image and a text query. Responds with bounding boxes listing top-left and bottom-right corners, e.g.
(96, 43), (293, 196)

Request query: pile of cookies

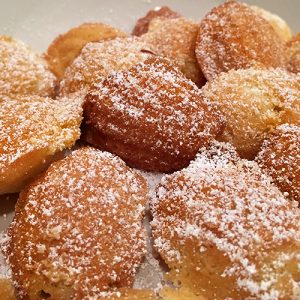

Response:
(0, 1), (299, 299)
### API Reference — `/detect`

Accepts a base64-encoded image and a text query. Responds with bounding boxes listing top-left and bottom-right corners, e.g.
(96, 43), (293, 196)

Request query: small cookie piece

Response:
(45, 23), (127, 80)
(132, 6), (180, 37)
(142, 18), (206, 86)
(201, 68), (300, 159)
(151, 143), (300, 299)
(250, 5), (292, 42)
(0, 95), (82, 194)
(84, 56), (224, 172)
(256, 124), (300, 204)
(196, 1), (284, 80)
(60, 37), (153, 96)
(7, 147), (148, 299)
(286, 33), (300, 73)
(0, 36), (56, 97)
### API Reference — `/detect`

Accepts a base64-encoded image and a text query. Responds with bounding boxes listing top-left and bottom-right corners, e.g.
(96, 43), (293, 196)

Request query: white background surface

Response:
(0, 0), (299, 51)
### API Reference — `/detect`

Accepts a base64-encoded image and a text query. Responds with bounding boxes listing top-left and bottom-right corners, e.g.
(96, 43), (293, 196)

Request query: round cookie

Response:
(151, 142), (300, 299)
(83, 56), (224, 172)
(196, 1), (284, 81)
(256, 124), (300, 204)
(201, 68), (300, 159)
(0, 36), (56, 98)
(45, 23), (127, 80)
(286, 33), (300, 73)
(142, 18), (206, 86)
(59, 37), (153, 96)
(0, 95), (82, 194)
(7, 147), (148, 299)
(132, 6), (180, 37)
(250, 5), (292, 42)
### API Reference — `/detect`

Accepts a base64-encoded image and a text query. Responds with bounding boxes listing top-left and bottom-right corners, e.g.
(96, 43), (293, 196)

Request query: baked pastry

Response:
(201, 68), (300, 159)
(107, 288), (158, 300)
(0, 278), (15, 300)
(195, 1), (284, 80)
(256, 124), (300, 204)
(45, 23), (126, 80)
(151, 142), (300, 299)
(285, 33), (300, 73)
(0, 36), (56, 98)
(132, 6), (180, 37)
(0, 95), (82, 194)
(142, 18), (206, 86)
(60, 37), (153, 96)
(250, 5), (292, 42)
(7, 147), (148, 299)
(83, 56), (224, 172)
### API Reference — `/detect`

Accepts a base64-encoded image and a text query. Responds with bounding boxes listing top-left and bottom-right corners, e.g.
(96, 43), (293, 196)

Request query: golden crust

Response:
(7, 147), (148, 299)
(151, 142), (300, 299)
(0, 35), (56, 98)
(142, 18), (206, 86)
(195, 1), (285, 81)
(45, 23), (127, 80)
(0, 278), (15, 300)
(0, 95), (82, 194)
(285, 33), (300, 74)
(108, 288), (159, 300)
(250, 5), (292, 43)
(60, 37), (153, 96)
(132, 6), (180, 37)
(201, 68), (300, 159)
(256, 124), (300, 204)
(83, 56), (224, 172)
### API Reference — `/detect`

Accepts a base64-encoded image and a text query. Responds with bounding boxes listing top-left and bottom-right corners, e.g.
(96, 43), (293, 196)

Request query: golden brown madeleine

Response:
(60, 37), (153, 96)
(0, 95), (82, 194)
(107, 288), (159, 300)
(285, 33), (300, 73)
(83, 56), (224, 173)
(195, 1), (284, 81)
(250, 5), (292, 42)
(201, 68), (300, 159)
(132, 6), (180, 37)
(45, 23), (127, 80)
(0, 36), (56, 98)
(151, 142), (300, 299)
(7, 147), (148, 299)
(142, 18), (206, 87)
(256, 124), (300, 204)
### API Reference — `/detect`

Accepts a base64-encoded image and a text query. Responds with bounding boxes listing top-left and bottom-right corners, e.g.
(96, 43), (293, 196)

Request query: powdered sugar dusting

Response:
(151, 141), (300, 298)
(60, 37), (153, 96)
(7, 147), (149, 298)
(141, 17), (205, 86)
(0, 35), (56, 97)
(256, 124), (300, 203)
(196, 1), (284, 80)
(0, 233), (11, 280)
(0, 95), (82, 193)
(84, 56), (223, 172)
(201, 67), (300, 158)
